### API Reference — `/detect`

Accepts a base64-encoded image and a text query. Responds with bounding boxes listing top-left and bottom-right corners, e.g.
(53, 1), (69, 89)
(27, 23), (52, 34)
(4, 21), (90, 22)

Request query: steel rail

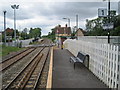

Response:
(3, 47), (45, 90)
(34, 47), (51, 89)
(16, 53), (44, 89)
(1, 48), (36, 72)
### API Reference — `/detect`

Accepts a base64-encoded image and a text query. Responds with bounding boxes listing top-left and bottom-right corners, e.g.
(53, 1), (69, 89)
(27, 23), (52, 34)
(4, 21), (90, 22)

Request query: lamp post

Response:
(11, 4), (19, 46)
(107, 0), (110, 43)
(3, 11), (6, 46)
(103, 0), (111, 43)
(63, 18), (70, 27)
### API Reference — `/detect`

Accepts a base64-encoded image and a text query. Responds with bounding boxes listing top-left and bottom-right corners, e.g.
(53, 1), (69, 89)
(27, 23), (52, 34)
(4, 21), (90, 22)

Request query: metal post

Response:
(3, 11), (6, 46)
(14, 8), (16, 43)
(76, 15), (78, 29)
(108, 0), (110, 43)
(11, 5), (19, 46)
(108, 31), (110, 43)
(68, 18), (70, 27)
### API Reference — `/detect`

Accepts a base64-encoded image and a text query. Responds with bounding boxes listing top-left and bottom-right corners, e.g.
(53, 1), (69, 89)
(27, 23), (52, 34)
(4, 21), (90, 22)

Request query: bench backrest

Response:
(77, 52), (89, 62)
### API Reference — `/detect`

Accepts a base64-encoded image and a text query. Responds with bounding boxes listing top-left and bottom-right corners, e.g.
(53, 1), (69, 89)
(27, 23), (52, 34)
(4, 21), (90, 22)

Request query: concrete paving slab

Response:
(52, 49), (108, 88)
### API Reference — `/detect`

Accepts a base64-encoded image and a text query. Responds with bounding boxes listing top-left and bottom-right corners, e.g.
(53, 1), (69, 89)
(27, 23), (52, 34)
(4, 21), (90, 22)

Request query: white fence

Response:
(3, 39), (33, 47)
(77, 36), (120, 44)
(64, 39), (120, 89)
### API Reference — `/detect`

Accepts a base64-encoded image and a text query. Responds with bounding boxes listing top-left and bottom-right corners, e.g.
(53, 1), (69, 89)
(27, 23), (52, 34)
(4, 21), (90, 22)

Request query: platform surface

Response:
(52, 49), (108, 88)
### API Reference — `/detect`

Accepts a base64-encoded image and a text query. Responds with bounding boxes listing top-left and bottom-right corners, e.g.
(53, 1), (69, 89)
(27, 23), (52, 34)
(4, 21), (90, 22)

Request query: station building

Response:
(55, 24), (71, 48)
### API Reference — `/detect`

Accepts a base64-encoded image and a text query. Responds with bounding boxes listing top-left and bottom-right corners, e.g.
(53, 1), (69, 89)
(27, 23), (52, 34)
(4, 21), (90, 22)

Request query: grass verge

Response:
(2, 45), (24, 57)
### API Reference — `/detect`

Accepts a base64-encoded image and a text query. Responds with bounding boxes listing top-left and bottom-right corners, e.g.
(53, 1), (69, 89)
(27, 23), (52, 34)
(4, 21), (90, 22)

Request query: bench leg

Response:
(74, 63), (75, 69)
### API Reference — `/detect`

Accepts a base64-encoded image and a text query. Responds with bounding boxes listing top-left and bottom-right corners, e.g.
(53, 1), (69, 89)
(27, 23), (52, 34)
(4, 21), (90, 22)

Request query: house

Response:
(55, 24), (71, 36)
(2, 28), (14, 42)
(75, 28), (86, 40)
(6, 28), (14, 36)
(55, 24), (71, 48)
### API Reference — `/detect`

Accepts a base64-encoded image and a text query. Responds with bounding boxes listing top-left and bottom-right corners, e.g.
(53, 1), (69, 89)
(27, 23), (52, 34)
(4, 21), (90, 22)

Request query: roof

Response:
(6, 28), (14, 32)
(75, 28), (87, 36)
(55, 26), (71, 35)
(76, 28), (86, 34)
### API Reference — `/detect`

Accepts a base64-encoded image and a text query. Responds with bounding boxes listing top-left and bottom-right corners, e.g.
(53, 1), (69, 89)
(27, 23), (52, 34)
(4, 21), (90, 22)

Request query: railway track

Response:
(0, 48), (36, 72)
(3, 46), (51, 89)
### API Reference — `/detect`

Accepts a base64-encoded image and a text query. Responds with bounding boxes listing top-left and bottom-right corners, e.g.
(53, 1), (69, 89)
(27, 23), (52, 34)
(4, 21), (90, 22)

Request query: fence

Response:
(77, 36), (120, 44)
(3, 39), (33, 47)
(64, 39), (120, 89)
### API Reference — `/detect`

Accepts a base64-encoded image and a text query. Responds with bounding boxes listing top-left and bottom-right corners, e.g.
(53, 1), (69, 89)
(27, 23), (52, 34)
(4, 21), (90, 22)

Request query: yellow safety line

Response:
(46, 47), (53, 89)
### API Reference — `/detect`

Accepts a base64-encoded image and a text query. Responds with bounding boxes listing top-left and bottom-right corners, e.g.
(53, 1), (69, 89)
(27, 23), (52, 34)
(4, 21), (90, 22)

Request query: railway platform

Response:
(52, 48), (108, 88)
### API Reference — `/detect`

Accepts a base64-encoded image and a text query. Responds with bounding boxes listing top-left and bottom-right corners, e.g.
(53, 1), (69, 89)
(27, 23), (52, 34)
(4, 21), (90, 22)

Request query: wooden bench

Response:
(70, 51), (89, 69)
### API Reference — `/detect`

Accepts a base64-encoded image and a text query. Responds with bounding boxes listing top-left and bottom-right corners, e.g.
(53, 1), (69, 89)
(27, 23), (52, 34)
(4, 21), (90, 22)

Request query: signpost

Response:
(98, 8), (107, 17)
(98, 6), (113, 44)
(102, 23), (114, 30)
(102, 23), (113, 44)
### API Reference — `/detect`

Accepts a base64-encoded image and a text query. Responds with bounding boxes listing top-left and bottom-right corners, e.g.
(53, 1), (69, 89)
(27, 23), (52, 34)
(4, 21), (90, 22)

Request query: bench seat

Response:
(70, 57), (83, 63)
(69, 51), (89, 69)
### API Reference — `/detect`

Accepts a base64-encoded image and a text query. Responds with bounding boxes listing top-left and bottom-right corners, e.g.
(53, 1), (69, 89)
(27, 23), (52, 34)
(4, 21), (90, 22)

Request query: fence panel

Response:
(64, 39), (119, 89)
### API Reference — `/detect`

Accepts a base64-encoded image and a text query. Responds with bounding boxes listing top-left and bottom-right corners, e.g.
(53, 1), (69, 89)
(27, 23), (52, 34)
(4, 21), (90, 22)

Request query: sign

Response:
(6, 36), (12, 40)
(98, 8), (107, 17)
(118, 1), (120, 15)
(102, 23), (114, 30)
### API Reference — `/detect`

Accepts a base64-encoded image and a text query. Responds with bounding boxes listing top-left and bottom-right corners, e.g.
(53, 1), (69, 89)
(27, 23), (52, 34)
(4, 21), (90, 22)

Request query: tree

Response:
(47, 28), (56, 41)
(85, 11), (120, 36)
(29, 28), (41, 39)
(42, 28), (55, 42)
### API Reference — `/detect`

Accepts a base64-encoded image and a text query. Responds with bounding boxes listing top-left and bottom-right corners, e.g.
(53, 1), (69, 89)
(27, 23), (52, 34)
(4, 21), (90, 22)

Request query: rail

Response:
(3, 47), (51, 89)
(3, 47), (45, 90)
(0, 48), (36, 72)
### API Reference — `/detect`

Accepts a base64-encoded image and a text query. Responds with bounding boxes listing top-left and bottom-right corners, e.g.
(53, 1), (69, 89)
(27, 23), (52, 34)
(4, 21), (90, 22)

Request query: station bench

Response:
(69, 51), (89, 69)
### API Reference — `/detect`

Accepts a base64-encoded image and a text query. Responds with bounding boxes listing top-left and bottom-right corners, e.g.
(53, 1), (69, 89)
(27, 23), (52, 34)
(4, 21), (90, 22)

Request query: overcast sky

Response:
(0, 0), (120, 35)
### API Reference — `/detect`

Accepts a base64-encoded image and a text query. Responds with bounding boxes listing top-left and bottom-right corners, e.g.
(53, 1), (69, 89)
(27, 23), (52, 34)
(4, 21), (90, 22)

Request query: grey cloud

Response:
(29, 2), (105, 21)
(0, 1), (119, 34)
(32, 2), (118, 20)
(4, 2), (117, 21)
(0, 3), (35, 20)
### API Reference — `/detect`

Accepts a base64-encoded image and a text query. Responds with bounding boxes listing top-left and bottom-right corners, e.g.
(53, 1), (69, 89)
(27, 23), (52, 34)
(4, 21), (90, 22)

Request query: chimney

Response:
(65, 24), (67, 27)
(58, 25), (61, 27)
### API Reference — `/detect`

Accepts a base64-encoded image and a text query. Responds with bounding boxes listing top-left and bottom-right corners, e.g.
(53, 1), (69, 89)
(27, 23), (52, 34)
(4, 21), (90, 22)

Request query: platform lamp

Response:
(11, 4), (19, 46)
(3, 11), (7, 46)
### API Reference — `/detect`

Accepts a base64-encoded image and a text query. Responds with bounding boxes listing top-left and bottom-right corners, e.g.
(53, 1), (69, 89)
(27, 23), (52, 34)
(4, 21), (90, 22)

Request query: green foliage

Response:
(42, 28), (55, 42)
(29, 28), (41, 39)
(86, 14), (120, 36)
(20, 31), (29, 40)
(110, 26), (120, 36)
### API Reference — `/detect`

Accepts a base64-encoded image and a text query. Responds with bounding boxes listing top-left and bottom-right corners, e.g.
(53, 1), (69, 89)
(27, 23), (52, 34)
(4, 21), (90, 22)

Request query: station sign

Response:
(102, 23), (114, 30)
(98, 8), (107, 17)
